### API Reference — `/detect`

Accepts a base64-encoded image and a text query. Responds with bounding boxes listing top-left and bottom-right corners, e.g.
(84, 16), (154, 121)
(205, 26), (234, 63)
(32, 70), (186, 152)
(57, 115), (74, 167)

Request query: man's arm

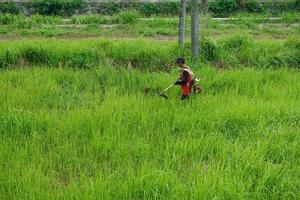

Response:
(175, 71), (189, 85)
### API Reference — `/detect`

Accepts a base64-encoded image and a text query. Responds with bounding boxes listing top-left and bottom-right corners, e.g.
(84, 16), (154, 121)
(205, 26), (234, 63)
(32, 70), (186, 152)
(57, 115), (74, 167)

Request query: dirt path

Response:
(0, 34), (177, 41)
(140, 17), (284, 21)
(0, 34), (291, 42)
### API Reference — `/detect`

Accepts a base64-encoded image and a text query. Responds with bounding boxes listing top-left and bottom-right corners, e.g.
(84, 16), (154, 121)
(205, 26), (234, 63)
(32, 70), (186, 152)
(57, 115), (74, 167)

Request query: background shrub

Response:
(0, 2), (20, 14)
(261, 0), (297, 15)
(63, 0), (86, 16)
(245, 0), (264, 13)
(1, 1), (298, 17)
(158, 2), (179, 16)
(97, 2), (122, 15)
(30, 0), (86, 16)
(30, 0), (64, 16)
(296, 0), (300, 10)
(139, 3), (160, 17)
(208, 0), (239, 17)
(138, 2), (179, 16)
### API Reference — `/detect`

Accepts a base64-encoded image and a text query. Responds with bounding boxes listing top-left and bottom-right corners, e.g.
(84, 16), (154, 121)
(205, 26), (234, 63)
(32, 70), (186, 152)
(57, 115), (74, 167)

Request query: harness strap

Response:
(183, 67), (194, 77)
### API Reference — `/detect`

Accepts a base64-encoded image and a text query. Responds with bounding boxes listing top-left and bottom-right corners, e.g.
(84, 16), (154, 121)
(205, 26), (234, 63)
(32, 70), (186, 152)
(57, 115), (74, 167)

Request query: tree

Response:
(191, 0), (199, 61)
(178, 0), (186, 48)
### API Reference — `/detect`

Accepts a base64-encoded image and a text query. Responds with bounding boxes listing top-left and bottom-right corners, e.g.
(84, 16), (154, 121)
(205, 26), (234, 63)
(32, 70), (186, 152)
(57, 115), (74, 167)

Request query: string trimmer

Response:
(158, 84), (174, 99)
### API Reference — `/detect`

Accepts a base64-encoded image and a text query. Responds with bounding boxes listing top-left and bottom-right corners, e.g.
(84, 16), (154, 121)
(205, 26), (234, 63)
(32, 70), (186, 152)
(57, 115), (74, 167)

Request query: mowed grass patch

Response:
(0, 14), (299, 41)
(0, 66), (299, 199)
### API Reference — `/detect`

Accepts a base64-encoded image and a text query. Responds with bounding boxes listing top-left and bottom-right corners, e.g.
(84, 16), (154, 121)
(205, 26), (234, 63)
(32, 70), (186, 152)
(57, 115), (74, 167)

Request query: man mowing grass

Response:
(175, 58), (194, 100)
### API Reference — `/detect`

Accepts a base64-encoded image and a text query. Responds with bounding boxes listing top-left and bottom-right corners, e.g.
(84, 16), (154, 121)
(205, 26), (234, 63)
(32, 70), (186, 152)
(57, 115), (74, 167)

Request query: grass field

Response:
(1, 66), (300, 199)
(0, 11), (300, 199)
(0, 37), (299, 70)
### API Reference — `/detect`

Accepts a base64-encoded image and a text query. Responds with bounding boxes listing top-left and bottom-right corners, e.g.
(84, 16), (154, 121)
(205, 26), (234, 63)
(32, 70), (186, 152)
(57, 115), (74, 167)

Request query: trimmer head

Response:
(159, 93), (169, 99)
(158, 83), (174, 100)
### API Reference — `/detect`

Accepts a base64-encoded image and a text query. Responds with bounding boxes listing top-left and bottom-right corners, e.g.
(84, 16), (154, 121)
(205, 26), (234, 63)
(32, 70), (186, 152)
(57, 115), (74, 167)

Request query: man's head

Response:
(176, 58), (185, 67)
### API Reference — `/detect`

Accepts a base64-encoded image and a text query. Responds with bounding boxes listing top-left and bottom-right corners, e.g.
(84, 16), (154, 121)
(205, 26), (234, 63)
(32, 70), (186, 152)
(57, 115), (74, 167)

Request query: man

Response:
(175, 58), (194, 100)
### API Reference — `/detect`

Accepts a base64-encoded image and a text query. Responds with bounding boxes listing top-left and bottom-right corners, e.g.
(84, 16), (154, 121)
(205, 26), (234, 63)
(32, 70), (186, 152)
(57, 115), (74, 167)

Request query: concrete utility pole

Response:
(178, 0), (186, 48)
(191, 0), (199, 61)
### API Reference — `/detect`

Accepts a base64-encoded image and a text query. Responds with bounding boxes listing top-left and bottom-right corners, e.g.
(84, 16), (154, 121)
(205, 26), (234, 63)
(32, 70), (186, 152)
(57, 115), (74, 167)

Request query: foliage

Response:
(245, 0), (265, 13)
(208, 0), (239, 17)
(138, 2), (179, 16)
(297, 0), (300, 10)
(30, 0), (86, 16)
(97, 2), (123, 15)
(0, 2), (20, 14)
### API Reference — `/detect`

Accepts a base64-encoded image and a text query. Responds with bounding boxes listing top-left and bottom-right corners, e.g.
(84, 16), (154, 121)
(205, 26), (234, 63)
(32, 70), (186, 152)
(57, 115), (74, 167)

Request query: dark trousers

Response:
(181, 95), (189, 100)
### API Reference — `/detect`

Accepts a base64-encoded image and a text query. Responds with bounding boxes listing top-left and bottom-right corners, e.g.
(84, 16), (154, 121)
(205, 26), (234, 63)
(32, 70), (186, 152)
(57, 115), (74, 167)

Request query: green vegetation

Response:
(30, 0), (86, 16)
(209, 0), (239, 17)
(0, 4), (299, 199)
(0, 37), (298, 70)
(1, 1), (299, 16)
(0, 14), (62, 27)
(208, 0), (300, 17)
(0, 2), (20, 14)
(242, 0), (265, 13)
(116, 11), (140, 25)
(0, 65), (299, 199)
(0, 12), (299, 40)
(138, 2), (180, 17)
(71, 15), (113, 25)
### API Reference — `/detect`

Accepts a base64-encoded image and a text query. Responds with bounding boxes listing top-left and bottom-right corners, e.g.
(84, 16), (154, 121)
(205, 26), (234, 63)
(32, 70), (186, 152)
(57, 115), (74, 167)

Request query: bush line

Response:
(0, 0), (299, 17)
(0, 36), (299, 70)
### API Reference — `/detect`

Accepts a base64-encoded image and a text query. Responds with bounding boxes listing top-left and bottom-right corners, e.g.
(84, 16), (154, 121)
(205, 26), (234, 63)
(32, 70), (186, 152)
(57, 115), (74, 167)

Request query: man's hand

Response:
(175, 79), (182, 85)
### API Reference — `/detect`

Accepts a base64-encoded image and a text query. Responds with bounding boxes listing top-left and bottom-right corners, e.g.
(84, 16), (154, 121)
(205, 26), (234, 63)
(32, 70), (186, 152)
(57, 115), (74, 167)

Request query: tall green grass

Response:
(0, 12), (140, 27)
(116, 11), (140, 24)
(0, 66), (299, 199)
(70, 15), (113, 25)
(228, 12), (300, 24)
(70, 11), (140, 25)
(0, 37), (299, 70)
(0, 14), (62, 26)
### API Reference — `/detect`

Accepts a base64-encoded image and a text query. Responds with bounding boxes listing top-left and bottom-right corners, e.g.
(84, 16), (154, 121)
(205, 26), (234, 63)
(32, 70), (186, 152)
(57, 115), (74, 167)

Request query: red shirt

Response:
(178, 67), (193, 96)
